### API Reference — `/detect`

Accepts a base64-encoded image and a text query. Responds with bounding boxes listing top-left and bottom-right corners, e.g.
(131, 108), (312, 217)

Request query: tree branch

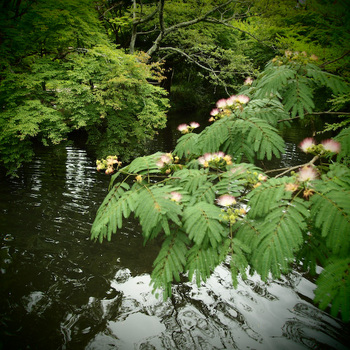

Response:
(319, 49), (350, 68)
(266, 155), (320, 178)
(137, 26), (158, 35)
(130, 0), (160, 53)
(158, 47), (220, 73)
(158, 46), (231, 94)
(165, 0), (234, 33)
(205, 17), (276, 50)
(277, 111), (350, 123)
(133, 3), (159, 25)
(147, 0), (235, 56)
(159, 0), (165, 33)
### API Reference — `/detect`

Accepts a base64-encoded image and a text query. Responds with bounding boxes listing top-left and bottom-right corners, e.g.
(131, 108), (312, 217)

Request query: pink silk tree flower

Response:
(210, 108), (220, 116)
(216, 194), (236, 207)
(198, 156), (208, 167)
(244, 77), (253, 85)
(160, 154), (172, 164)
(216, 98), (227, 109)
(213, 151), (225, 160)
(177, 123), (189, 133)
(299, 138), (316, 153)
(156, 154), (172, 168)
(298, 166), (318, 182)
(189, 122), (200, 128)
(321, 139), (341, 154)
(236, 95), (250, 104)
(226, 95), (237, 106)
(170, 191), (182, 202)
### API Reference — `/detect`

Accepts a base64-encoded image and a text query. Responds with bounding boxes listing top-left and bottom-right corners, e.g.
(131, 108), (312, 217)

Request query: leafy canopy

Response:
(92, 54), (350, 322)
(0, 0), (169, 175)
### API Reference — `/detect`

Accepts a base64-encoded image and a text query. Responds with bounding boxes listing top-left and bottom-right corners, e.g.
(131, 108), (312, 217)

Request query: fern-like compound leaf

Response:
(172, 168), (208, 194)
(227, 237), (251, 287)
(310, 176), (350, 256)
(230, 117), (284, 160)
(306, 64), (350, 95)
(188, 182), (216, 205)
(135, 185), (183, 240)
(197, 118), (230, 153)
(91, 182), (132, 242)
(186, 245), (220, 286)
(249, 197), (309, 280)
(254, 65), (296, 98)
(183, 202), (226, 248)
(245, 117), (285, 160)
(246, 177), (293, 218)
(151, 231), (190, 299)
(242, 98), (289, 127)
(296, 229), (330, 276)
(174, 133), (200, 158)
(222, 120), (253, 162)
(127, 151), (163, 174)
(213, 163), (263, 197)
(314, 258), (350, 322)
(283, 76), (314, 118)
(335, 127), (350, 164)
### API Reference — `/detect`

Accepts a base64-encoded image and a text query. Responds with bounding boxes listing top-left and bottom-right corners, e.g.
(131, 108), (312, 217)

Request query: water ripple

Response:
(1, 143), (349, 350)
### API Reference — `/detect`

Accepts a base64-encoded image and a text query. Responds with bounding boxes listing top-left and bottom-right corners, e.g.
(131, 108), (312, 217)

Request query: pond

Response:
(0, 114), (349, 349)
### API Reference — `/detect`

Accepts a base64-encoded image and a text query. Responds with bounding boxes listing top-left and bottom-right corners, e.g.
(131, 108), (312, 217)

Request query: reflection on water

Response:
(85, 266), (349, 350)
(0, 132), (349, 349)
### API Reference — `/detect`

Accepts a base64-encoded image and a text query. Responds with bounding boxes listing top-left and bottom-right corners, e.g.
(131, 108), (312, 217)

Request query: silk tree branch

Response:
(267, 155), (320, 178)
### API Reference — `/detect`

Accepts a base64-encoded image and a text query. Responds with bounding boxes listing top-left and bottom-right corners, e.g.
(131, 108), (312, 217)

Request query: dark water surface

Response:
(0, 117), (349, 349)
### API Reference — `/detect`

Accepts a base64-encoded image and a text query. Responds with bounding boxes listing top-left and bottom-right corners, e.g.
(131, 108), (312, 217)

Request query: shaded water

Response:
(0, 119), (349, 349)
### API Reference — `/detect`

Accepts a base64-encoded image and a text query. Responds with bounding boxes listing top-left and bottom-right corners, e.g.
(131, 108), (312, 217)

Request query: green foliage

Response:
(135, 185), (183, 240)
(151, 230), (190, 297)
(91, 182), (134, 243)
(92, 55), (350, 322)
(310, 166), (350, 257)
(335, 127), (350, 165)
(314, 259), (350, 321)
(254, 53), (349, 118)
(183, 202), (225, 247)
(246, 0), (350, 76)
(0, 0), (169, 175)
(186, 245), (220, 286)
(174, 133), (200, 159)
(176, 98), (286, 163)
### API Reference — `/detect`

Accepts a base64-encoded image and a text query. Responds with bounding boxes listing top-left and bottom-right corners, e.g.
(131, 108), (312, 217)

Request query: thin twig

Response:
(277, 111), (350, 123)
(319, 49), (350, 68)
(267, 155), (320, 178)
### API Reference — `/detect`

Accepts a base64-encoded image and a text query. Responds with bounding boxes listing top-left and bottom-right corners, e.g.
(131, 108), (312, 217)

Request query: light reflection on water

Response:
(0, 133), (349, 349)
(86, 266), (349, 350)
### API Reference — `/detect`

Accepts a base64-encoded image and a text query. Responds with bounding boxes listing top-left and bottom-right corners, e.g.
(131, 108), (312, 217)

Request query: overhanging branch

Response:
(147, 0), (235, 56)
(158, 46), (230, 95)
(319, 49), (350, 68)
(158, 47), (220, 73)
(277, 111), (350, 123)
(205, 17), (276, 50)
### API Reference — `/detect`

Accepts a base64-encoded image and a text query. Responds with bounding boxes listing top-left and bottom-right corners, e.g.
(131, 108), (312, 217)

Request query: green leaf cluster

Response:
(174, 98), (287, 163)
(92, 56), (350, 323)
(253, 55), (349, 118)
(0, 0), (169, 175)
